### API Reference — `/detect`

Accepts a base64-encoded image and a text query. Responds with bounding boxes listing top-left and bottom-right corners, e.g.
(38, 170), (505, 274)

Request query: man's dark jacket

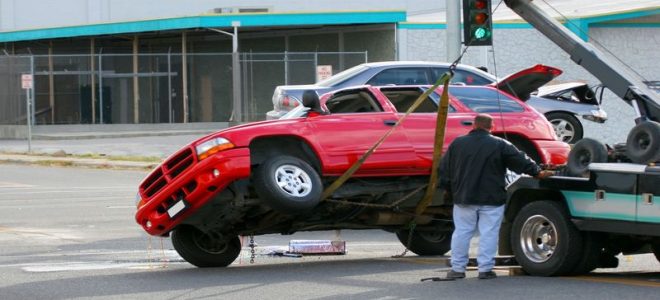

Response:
(439, 129), (541, 206)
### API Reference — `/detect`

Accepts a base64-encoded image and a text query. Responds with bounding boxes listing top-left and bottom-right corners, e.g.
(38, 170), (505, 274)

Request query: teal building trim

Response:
(0, 11), (406, 43)
(399, 7), (659, 42)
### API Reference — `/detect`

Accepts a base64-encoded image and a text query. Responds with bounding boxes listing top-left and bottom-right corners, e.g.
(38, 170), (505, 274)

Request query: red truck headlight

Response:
(195, 137), (235, 160)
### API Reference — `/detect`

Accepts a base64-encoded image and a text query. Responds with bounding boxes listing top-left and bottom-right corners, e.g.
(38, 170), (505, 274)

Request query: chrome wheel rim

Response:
(520, 215), (557, 263)
(274, 164), (313, 197)
(550, 119), (575, 142)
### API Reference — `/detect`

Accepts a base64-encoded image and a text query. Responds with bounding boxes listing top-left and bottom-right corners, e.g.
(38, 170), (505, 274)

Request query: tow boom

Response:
(504, 0), (660, 123)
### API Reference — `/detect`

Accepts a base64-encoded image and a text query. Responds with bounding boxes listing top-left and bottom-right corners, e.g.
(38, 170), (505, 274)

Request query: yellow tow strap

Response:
(320, 71), (453, 216)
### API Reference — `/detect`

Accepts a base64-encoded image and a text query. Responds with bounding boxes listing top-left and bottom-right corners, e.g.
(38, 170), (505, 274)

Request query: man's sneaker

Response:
(478, 271), (497, 279)
(445, 270), (466, 279)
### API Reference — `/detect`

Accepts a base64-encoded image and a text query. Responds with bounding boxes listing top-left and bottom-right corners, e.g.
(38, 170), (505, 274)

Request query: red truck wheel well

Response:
(249, 136), (322, 172)
(495, 133), (542, 163)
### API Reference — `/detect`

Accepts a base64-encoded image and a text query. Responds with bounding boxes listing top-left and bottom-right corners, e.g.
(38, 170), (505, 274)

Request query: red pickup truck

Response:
(135, 83), (569, 267)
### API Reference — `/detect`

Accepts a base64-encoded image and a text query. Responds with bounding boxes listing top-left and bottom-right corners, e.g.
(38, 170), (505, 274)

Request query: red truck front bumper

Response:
(135, 147), (251, 236)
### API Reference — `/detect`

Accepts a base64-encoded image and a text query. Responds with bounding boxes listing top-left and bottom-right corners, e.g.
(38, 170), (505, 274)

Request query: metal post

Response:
(30, 55), (35, 126)
(446, 0), (462, 62)
(284, 50), (288, 85)
(231, 24), (242, 122)
(48, 43), (55, 124)
(182, 31), (189, 123)
(313, 52), (318, 80)
(90, 38), (96, 124)
(133, 36), (139, 124)
(98, 52), (104, 124)
(206, 24), (242, 122)
(25, 86), (32, 152)
(167, 49), (172, 123)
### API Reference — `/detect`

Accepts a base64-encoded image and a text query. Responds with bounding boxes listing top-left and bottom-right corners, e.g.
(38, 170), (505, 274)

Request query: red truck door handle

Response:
(384, 120), (397, 126)
(461, 120), (473, 126)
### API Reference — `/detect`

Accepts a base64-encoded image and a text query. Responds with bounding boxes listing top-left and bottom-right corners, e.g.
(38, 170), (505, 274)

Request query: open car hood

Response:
(491, 64), (562, 101)
(535, 82), (599, 105)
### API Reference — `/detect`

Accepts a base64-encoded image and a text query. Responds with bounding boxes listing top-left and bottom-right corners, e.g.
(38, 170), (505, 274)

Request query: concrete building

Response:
(0, 0), (658, 144)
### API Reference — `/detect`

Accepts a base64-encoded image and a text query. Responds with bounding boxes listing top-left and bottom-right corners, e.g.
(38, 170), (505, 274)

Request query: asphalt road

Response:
(0, 164), (658, 300)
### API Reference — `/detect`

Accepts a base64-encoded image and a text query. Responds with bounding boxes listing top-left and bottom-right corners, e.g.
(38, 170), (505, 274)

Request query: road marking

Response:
(570, 275), (660, 288)
(0, 181), (34, 188)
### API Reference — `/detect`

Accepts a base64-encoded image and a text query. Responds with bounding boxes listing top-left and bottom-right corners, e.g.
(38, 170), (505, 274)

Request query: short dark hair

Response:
(474, 114), (493, 130)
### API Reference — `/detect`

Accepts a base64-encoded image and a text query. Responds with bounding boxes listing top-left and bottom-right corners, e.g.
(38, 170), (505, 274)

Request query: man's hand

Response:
(535, 170), (555, 179)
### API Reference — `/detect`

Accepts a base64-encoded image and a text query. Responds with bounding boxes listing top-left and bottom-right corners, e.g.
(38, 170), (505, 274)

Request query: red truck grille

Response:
(141, 147), (195, 198)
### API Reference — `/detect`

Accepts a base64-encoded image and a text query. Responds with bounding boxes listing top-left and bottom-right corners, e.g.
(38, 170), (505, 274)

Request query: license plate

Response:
(167, 200), (186, 218)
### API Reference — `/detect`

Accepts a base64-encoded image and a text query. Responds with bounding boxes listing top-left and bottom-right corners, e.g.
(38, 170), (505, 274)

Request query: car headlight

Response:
(195, 137), (235, 160)
(583, 109), (607, 123)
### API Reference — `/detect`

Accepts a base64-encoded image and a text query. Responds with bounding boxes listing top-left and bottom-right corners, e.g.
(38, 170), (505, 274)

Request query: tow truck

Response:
(499, 0), (660, 276)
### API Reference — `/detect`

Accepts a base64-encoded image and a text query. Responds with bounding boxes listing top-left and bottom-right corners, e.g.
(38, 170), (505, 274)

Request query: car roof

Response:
(360, 61), (494, 78)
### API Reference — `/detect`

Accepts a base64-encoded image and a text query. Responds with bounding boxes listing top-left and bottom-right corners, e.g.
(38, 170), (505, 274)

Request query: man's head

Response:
(474, 114), (493, 132)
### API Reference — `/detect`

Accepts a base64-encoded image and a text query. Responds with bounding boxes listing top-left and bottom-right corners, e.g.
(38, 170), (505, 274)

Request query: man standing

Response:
(439, 114), (553, 279)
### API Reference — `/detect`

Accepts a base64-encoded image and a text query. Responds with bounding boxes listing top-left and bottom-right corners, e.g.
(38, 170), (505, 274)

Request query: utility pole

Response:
(446, 0), (462, 62)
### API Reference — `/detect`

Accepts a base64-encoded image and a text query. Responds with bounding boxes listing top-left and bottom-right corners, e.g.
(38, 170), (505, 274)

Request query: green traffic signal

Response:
(473, 27), (491, 40)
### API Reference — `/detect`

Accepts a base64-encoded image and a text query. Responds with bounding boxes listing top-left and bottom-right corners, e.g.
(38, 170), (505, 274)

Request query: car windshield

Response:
(316, 65), (369, 87)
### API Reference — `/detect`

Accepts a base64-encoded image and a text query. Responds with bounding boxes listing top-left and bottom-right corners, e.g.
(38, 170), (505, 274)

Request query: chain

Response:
(324, 185), (427, 208)
(392, 221), (416, 258)
(249, 234), (256, 264)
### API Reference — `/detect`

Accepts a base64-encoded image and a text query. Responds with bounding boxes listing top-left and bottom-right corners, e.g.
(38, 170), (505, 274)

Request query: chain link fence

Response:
(0, 52), (367, 125)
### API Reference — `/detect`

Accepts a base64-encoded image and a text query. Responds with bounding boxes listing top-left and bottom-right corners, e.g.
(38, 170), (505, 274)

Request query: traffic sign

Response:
(21, 74), (33, 89)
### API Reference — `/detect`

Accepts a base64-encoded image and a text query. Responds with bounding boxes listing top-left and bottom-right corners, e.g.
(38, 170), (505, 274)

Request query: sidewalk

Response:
(0, 134), (204, 170)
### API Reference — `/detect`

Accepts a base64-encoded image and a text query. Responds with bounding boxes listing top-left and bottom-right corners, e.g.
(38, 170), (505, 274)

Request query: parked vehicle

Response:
(135, 82), (570, 268)
(267, 61), (607, 144)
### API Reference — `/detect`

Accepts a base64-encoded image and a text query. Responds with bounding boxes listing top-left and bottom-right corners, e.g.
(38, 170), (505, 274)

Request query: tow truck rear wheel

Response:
(253, 155), (323, 214)
(171, 225), (241, 268)
(626, 121), (660, 164)
(396, 229), (452, 256)
(511, 201), (583, 276)
(569, 232), (605, 275)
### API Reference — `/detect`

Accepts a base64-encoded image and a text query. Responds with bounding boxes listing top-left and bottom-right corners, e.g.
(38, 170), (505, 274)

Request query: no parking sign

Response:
(21, 74), (33, 89)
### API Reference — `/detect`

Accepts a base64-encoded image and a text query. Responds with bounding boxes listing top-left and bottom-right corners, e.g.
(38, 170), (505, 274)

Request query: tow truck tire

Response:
(546, 112), (583, 144)
(566, 138), (608, 177)
(396, 229), (452, 256)
(511, 201), (583, 276)
(254, 155), (323, 214)
(569, 232), (605, 275)
(171, 226), (241, 268)
(626, 121), (660, 164)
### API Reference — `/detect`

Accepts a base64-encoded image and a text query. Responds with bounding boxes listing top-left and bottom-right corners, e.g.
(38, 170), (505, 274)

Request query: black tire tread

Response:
(171, 226), (241, 268)
(625, 121), (660, 164)
(511, 200), (584, 276)
(567, 138), (608, 177)
(395, 229), (452, 256)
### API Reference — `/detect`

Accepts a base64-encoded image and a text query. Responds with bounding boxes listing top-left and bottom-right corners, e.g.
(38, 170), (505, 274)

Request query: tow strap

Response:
(320, 70), (454, 221)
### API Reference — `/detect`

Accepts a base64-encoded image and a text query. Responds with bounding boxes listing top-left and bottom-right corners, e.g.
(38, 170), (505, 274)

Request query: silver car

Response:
(268, 61), (607, 144)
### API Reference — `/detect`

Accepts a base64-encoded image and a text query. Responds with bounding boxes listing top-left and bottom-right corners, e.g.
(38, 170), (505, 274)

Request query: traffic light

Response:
(463, 0), (493, 46)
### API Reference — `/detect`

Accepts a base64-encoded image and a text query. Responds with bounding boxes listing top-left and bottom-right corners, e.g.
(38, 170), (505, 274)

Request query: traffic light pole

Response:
(446, 0), (462, 62)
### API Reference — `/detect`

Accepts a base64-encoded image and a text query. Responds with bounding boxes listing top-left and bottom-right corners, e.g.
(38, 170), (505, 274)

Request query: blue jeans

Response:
(450, 204), (505, 273)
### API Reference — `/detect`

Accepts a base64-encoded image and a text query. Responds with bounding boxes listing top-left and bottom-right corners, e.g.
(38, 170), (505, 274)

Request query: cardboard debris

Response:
(288, 240), (346, 255)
